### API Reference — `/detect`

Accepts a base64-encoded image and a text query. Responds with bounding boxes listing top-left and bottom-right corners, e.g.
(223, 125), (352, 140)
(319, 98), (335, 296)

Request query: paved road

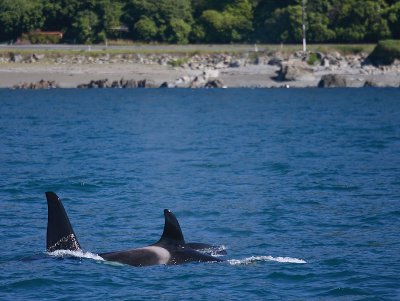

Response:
(0, 43), (259, 53)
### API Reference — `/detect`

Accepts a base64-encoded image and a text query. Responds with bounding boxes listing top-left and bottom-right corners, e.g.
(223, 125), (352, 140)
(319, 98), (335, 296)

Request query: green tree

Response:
(254, 0), (302, 43)
(305, 0), (336, 42)
(71, 10), (100, 43)
(259, 3), (303, 43)
(385, 2), (400, 39)
(307, 11), (336, 42)
(41, 0), (80, 33)
(199, 0), (253, 43)
(123, 0), (193, 43)
(330, 0), (390, 42)
(168, 18), (191, 43)
(1, 0), (399, 44)
(0, 0), (45, 42)
(255, 0), (391, 43)
(41, 0), (123, 43)
(98, 0), (123, 38)
(134, 16), (158, 41)
(255, 0), (335, 43)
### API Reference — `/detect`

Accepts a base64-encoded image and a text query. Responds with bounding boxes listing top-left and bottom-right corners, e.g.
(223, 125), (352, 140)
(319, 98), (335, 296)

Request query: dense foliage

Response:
(0, 0), (399, 44)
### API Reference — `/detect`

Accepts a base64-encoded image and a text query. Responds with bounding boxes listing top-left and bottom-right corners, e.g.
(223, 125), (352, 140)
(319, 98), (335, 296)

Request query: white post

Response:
(302, 0), (307, 52)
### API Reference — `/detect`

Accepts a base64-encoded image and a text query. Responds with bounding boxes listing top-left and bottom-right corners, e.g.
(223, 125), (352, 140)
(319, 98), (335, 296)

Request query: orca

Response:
(45, 192), (224, 267)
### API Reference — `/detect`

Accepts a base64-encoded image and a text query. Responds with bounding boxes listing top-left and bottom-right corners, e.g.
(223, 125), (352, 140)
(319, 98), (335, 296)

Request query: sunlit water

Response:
(0, 88), (399, 300)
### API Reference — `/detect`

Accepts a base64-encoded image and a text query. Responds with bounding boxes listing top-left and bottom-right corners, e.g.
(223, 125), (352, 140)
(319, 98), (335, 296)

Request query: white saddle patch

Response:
(142, 246), (171, 264)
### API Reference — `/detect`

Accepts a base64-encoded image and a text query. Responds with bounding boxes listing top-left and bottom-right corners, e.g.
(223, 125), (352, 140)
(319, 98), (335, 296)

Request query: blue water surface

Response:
(0, 88), (399, 300)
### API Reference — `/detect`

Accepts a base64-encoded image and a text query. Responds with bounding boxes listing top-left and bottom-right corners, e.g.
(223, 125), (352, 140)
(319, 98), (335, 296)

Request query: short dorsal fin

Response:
(158, 209), (185, 245)
(45, 192), (81, 252)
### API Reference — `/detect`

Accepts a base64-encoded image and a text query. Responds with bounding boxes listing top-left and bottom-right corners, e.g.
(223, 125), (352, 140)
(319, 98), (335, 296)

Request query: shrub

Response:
(167, 18), (191, 44)
(134, 17), (158, 41)
(307, 53), (320, 65)
(71, 10), (100, 44)
(21, 31), (62, 44)
(368, 40), (400, 65)
(168, 57), (188, 67)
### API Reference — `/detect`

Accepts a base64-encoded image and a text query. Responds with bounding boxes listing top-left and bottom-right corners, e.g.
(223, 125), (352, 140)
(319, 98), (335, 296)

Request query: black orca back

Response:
(102, 209), (224, 266)
(45, 192), (81, 252)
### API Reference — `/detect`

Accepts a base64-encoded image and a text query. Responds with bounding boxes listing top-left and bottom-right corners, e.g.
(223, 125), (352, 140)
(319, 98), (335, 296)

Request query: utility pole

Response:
(302, 0), (307, 52)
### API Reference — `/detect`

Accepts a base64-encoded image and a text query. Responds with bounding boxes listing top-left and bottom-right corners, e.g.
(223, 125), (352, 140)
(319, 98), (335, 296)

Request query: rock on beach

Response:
(318, 74), (348, 88)
(1, 48), (400, 88)
(13, 79), (58, 89)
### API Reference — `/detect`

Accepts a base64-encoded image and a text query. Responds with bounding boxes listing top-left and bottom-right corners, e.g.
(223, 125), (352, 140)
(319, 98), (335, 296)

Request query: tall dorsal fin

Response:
(45, 192), (81, 252)
(158, 209), (185, 245)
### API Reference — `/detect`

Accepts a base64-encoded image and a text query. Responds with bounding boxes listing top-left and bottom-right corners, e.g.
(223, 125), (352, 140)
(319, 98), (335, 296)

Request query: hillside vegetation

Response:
(0, 0), (399, 44)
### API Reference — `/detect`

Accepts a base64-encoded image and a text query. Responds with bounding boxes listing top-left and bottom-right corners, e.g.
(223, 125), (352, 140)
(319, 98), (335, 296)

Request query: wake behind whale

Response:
(46, 249), (306, 267)
(228, 256), (307, 265)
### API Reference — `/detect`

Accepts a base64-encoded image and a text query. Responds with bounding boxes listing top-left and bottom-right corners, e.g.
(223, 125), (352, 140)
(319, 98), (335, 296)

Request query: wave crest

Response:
(197, 245), (227, 257)
(228, 255), (306, 265)
(47, 249), (104, 261)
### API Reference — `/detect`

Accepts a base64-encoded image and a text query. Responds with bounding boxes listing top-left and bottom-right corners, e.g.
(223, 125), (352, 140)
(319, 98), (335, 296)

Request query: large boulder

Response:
(318, 74), (348, 88)
(190, 69), (220, 88)
(275, 60), (314, 81)
(189, 75), (207, 88)
(13, 79), (58, 89)
(10, 53), (23, 63)
(325, 51), (343, 65)
(229, 59), (245, 68)
(204, 79), (225, 88)
(33, 79), (58, 89)
(96, 79), (110, 88)
(268, 56), (283, 66)
(175, 75), (193, 87)
(77, 79), (110, 88)
(363, 80), (389, 88)
(137, 79), (156, 88)
(120, 78), (137, 88)
(159, 81), (171, 88)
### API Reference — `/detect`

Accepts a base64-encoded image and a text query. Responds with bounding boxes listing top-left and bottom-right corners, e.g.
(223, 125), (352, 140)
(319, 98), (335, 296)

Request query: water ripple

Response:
(1, 88), (400, 300)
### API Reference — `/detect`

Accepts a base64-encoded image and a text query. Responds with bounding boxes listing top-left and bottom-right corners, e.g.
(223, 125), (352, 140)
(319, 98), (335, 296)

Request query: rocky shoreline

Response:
(1, 50), (400, 89)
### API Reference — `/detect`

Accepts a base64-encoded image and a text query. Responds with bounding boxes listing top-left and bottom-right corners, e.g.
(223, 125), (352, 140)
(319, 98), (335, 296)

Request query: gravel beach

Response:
(1, 45), (399, 89)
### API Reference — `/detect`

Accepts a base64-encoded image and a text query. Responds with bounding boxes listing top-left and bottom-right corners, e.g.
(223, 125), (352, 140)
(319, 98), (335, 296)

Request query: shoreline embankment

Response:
(1, 44), (399, 89)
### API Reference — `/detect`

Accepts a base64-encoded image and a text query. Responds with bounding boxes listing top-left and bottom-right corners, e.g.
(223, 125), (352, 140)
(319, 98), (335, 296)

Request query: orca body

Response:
(45, 192), (223, 267)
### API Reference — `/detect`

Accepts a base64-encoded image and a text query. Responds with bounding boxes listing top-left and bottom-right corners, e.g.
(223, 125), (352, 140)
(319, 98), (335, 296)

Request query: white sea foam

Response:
(47, 249), (104, 261)
(48, 249), (306, 267)
(198, 245), (227, 257)
(228, 255), (306, 265)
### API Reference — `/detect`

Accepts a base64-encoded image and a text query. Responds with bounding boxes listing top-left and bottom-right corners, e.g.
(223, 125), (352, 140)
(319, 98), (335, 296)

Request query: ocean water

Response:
(0, 88), (399, 300)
